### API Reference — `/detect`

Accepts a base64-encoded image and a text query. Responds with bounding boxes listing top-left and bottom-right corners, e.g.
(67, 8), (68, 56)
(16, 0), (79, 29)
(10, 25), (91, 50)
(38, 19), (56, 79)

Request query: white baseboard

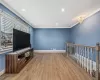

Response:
(34, 50), (66, 53)
(0, 69), (5, 76)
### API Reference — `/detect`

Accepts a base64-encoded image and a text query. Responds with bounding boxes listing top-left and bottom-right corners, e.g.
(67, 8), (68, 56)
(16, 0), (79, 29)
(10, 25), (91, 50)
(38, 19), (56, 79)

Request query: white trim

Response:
(84, 8), (100, 21)
(71, 8), (100, 28)
(34, 50), (66, 53)
(70, 22), (79, 28)
(0, 69), (5, 76)
(33, 27), (71, 28)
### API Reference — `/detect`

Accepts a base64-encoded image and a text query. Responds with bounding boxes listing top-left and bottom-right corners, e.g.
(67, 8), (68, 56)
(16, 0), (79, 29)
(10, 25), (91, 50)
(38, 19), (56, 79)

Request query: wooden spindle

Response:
(92, 48), (95, 77)
(81, 46), (83, 67)
(87, 48), (89, 73)
(84, 47), (87, 70)
(96, 43), (100, 80)
(69, 44), (70, 55)
(90, 48), (92, 76)
(78, 46), (80, 64)
(81, 46), (83, 68)
(77, 46), (79, 64)
(80, 47), (81, 66)
(76, 46), (77, 63)
(88, 48), (90, 74)
(79, 46), (81, 66)
(91, 48), (94, 77)
(67, 44), (69, 56)
(85, 47), (87, 72)
(80, 46), (81, 66)
(83, 47), (84, 68)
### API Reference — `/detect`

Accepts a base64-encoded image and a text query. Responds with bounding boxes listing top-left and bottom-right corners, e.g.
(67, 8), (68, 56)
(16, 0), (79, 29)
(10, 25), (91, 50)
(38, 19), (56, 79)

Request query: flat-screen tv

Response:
(13, 29), (30, 52)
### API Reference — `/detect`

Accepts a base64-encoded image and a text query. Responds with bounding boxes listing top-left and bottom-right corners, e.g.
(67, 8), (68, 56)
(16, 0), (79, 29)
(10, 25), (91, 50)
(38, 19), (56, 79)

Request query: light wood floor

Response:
(0, 53), (92, 80)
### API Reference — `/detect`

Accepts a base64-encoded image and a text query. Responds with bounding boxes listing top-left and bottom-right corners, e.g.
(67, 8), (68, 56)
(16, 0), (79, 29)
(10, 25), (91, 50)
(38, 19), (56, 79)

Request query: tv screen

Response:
(13, 29), (30, 52)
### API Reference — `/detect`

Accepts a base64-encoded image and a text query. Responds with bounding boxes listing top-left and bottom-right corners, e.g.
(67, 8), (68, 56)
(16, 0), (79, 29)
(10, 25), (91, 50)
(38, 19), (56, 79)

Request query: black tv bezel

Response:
(13, 29), (30, 52)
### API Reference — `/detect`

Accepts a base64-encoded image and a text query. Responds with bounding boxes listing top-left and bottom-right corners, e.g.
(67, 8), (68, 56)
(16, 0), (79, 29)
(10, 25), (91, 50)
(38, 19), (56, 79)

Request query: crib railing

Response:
(66, 42), (100, 80)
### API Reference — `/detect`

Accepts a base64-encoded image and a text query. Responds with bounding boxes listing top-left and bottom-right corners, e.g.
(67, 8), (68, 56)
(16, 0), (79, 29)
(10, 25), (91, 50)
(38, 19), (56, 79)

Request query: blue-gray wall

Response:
(0, 54), (5, 72)
(34, 28), (70, 50)
(71, 11), (100, 46)
(0, 4), (33, 72)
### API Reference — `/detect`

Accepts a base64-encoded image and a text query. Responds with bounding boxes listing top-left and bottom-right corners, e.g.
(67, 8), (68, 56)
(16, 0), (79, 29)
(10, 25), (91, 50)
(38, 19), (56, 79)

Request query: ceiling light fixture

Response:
(56, 23), (59, 26)
(77, 17), (84, 23)
(73, 15), (87, 24)
(61, 8), (65, 12)
(22, 9), (26, 12)
(77, 15), (86, 23)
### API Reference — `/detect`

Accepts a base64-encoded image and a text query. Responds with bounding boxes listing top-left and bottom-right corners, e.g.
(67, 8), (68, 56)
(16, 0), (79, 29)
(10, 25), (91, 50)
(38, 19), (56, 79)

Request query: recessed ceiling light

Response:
(61, 8), (65, 12)
(21, 9), (26, 12)
(56, 23), (59, 26)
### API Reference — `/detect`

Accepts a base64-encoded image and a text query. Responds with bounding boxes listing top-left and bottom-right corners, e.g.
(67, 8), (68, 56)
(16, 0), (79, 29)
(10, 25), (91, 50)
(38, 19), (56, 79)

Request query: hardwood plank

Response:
(0, 53), (92, 80)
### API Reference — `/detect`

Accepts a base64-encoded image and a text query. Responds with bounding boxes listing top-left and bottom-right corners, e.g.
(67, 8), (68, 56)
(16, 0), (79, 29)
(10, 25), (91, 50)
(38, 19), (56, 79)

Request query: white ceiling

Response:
(1, 0), (100, 28)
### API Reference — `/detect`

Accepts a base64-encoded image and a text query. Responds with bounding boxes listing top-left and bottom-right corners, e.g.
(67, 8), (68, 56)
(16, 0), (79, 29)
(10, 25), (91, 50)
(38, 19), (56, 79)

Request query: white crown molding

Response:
(0, 69), (5, 76)
(34, 50), (66, 53)
(34, 27), (71, 28)
(71, 8), (100, 28)
(0, 0), (33, 27)
(70, 22), (79, 28)
(84, 8), (100, 21)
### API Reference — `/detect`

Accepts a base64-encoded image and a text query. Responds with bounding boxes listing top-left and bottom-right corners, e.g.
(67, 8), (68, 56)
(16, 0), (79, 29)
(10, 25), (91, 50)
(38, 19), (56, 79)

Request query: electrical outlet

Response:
(53, 48), (56, 50)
